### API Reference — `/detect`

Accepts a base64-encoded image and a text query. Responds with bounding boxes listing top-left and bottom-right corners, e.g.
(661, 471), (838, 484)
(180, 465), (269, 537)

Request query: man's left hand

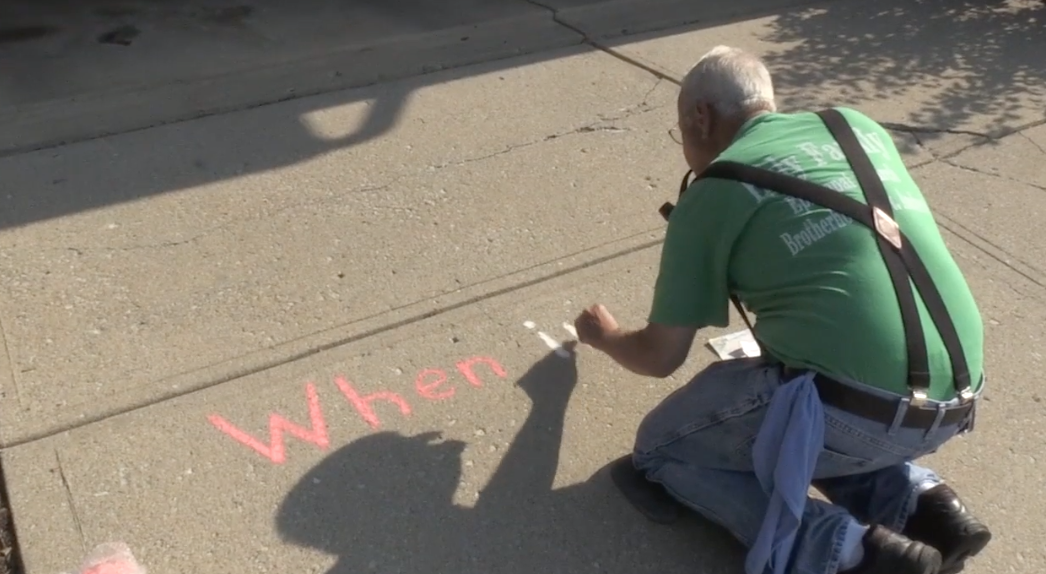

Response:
(574, 304), (620, 349)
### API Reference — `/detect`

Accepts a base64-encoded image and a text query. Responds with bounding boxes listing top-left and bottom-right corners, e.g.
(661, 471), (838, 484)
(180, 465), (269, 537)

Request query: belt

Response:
(781, 366), (975, 430)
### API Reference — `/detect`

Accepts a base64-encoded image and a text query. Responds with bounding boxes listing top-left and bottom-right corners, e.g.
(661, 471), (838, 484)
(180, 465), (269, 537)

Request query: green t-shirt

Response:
(649, 107), (984, 401)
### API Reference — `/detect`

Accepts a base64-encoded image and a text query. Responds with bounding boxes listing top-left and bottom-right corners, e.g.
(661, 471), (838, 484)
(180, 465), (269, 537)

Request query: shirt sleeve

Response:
(648, 179), (752, 329)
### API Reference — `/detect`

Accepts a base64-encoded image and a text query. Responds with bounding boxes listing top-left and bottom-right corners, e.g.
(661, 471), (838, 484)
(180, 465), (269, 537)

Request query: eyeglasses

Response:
(668, 123), (683, 145)
(661, 122), (690, 220)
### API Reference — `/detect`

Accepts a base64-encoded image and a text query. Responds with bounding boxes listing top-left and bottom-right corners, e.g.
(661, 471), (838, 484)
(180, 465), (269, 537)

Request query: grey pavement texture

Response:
(1, 0), (1045, 572)
(0, 0), (809, 159)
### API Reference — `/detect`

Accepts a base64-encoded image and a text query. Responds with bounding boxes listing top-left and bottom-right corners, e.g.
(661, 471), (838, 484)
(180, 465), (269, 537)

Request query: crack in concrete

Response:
(905, 128), (925, 149)
(95, 122), (649, 252)
(640, 77), (666, 103)
(430, 79), (661, 170)
(1020, 131), (1046, 156)
(525, 0), (1046, 180)
(942, 158), (1046, 194)
(879, 122), (990, 139)
(55, 449), (86, 554)
(434, 122), (644, 170)
(895, 117), (1046, 182)
(521, 0), (684, 86)
(432, 124), (634, 170)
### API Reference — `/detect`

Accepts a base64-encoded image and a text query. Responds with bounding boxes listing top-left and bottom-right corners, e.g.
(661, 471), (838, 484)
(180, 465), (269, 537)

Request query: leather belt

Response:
(781, 366), (975, 430)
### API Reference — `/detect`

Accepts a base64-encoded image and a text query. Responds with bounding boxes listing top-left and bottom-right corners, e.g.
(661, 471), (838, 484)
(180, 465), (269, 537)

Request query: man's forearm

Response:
(595, 328), (672, 378)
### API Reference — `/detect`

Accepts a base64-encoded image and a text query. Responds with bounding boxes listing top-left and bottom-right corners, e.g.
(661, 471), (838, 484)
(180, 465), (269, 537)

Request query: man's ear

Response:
(695, 102), (713, 140)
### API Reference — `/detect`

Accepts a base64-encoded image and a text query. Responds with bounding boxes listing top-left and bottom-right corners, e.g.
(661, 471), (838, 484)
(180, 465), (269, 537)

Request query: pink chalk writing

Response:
(335, 377), (412, 429)
(456, 356), (507, 387)
(416, 368), (454, 400)
(209, 355), (507, 464)
(207, 382), (330, 465)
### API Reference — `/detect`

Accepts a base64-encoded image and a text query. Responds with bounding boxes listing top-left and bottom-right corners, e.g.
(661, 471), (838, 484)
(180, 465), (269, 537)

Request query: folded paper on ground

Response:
(707, 329), (761, 360)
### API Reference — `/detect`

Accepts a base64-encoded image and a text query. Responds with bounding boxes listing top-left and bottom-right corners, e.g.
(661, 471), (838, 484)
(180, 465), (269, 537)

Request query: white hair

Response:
(680, 45), (776, 119)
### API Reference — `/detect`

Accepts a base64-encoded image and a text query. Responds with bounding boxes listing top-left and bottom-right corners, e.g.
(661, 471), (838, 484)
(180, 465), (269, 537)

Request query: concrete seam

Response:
(2, 236), (665, 449)
(0, 315), (21, 411)
(520, 0), (685, 86)
(1019, 130), (1046, 156)
(934, 214), (1046, 297)
(941, 157), (1046, 194)
(55, 449), (86, 554)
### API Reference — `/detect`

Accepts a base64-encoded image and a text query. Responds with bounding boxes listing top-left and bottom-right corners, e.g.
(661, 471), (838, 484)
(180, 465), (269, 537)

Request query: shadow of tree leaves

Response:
(762, 0), (1046, 140)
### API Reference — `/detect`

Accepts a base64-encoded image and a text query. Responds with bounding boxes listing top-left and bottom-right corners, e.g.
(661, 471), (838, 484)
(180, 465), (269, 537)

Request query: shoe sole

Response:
(608, 455), (684, 525)
(938, 526), (992, 574)
(924, 552), (945, 574)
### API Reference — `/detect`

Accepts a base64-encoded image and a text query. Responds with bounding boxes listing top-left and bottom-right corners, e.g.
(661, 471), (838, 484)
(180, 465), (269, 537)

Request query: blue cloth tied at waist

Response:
(744, 370), (826, 574)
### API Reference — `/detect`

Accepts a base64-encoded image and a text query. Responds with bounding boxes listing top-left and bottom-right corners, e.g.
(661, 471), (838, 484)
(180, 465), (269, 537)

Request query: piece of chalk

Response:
(536, 331), (571, 358)
(562, 322), (578, 339)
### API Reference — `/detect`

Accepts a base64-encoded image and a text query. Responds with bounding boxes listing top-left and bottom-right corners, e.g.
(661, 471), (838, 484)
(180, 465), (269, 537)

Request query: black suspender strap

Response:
(666, 108), (973, 404)
(817, 110), (930, 398)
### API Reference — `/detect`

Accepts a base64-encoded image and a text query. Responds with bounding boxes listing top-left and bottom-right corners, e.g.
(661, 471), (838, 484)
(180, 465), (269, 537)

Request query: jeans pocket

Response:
(731, 433), (876, 479)
(825, 411), (916, 458)
(813, 447), (874, 479)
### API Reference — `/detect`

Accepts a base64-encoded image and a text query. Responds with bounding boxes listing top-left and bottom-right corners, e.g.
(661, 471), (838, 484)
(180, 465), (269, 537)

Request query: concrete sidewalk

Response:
(0, 0), (809, 159)
(1, 0), (1045, 571)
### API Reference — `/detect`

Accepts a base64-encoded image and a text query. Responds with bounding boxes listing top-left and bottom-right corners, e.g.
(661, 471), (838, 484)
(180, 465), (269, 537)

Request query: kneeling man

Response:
(574, 45), (991, 574)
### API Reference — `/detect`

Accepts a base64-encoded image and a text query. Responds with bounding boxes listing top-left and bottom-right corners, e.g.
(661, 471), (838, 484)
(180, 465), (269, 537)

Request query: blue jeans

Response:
(633, 358), (976, 574)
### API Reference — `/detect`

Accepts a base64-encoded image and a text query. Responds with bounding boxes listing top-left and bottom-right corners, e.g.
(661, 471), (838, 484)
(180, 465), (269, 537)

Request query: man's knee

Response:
(632, 395), (681, 460)
(632, 359), (778, 456)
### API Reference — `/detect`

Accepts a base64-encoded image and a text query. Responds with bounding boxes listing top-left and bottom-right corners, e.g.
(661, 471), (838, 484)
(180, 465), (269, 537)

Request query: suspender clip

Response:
(909, 386), (929, 408)
(958, 386), (975, 404)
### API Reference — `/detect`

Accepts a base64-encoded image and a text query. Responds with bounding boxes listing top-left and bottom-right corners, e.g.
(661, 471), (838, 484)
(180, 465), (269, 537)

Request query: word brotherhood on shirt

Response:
(739, 128), (928, 257)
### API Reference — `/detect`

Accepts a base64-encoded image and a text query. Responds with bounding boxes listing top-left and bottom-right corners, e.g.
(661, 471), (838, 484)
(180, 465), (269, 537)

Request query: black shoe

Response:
(608, 455), (684, 524)
(845, 525), (942, 574)
(902, 484), (992, 574)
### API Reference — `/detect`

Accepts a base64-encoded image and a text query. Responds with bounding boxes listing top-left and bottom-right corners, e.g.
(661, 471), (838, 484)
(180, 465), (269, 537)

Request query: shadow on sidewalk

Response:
(1, 0), (1043, 232)
(275, 349), (743, 574)
(764, 0), (1046, 138)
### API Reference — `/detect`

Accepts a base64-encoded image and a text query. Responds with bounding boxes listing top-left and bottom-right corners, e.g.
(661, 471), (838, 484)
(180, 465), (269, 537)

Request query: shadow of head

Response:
(275, 349), (743, 574)
(275, 430), (467, 558)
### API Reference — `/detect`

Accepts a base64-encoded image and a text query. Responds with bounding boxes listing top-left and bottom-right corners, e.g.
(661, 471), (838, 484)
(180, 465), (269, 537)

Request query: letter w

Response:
(207, 383), (330, 465)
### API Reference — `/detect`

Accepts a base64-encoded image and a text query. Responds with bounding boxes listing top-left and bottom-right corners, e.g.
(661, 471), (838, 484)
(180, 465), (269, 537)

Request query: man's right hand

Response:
(574, 304), (621, 349)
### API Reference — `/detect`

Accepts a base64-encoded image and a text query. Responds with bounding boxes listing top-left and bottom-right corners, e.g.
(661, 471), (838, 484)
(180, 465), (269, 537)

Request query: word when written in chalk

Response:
(207, 355), (507, 465)
(523, 320), (577, 357)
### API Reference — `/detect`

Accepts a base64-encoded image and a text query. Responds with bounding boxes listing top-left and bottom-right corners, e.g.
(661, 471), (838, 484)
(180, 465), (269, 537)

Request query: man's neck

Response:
(736, 109), (772, 133)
